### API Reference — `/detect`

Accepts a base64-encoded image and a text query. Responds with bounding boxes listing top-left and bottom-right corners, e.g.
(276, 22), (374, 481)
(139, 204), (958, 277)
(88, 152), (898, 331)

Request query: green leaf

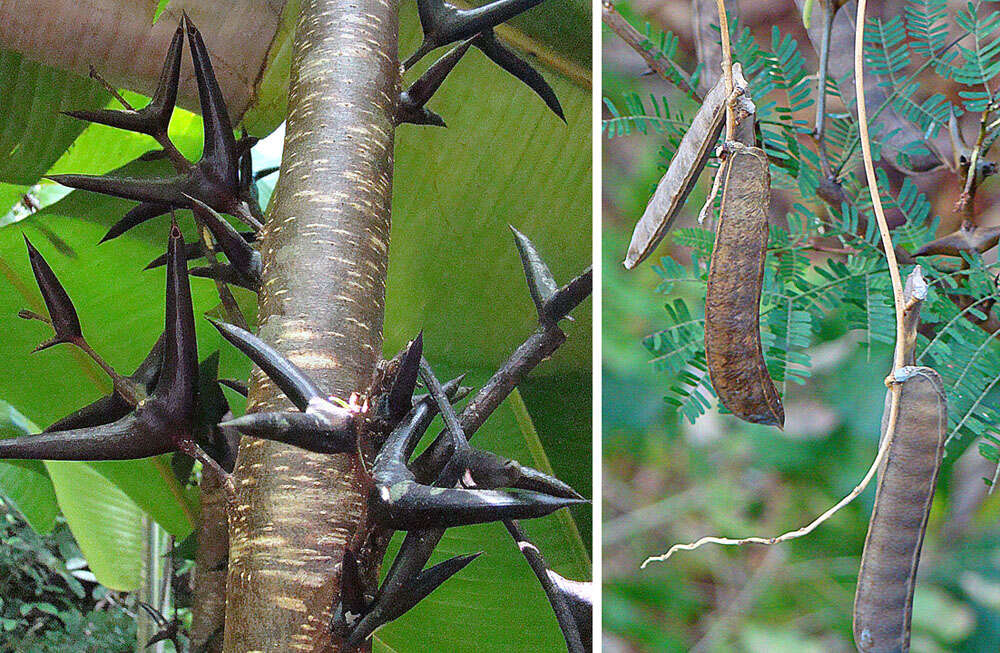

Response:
(0, 49), (109, 185)
(45, 460), (143, 591)
(0, 401), (59, 534)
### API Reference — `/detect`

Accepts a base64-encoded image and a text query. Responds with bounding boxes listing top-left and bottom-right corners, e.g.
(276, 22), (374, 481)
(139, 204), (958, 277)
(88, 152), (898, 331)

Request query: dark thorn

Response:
(512, 464), (585, 500)
(510, 225), (558, 320)
(100, 202), (172, 243)
(219, 410), (356, 455)
(418, 358), (471, 487)
(504, 519), (588, 653)
(218, 378), (249, 397)
(405, 0), (547, 69)
(370, 480), (585, 530)
(0, 228), (197, 462)
(254, 165), (280, 182)
(185, 15), (239, 189)
(207, 319), (324, 411)
(332, 549), (368, 636)
(398, 40), (473, 125)
(145, 231), (255, 270)
(387, 332), (424, 424)
(23, 235), (83, 347)
(62, 20), (183, 137)
(46, 172), (189, 206)
(473, 29), (564, 122)
(187, 196), (262, 285)
(344, 552), (480, 647)
(462, 448), (521, 489)
(546, 571), (593, 650)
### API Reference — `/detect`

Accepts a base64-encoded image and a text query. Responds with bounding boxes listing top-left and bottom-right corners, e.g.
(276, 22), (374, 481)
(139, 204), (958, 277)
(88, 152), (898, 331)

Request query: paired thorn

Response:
(0, 224), (206, 465)
(473, 29), (565, 122)
(510, 226), (592, 324)
(22, 235), (83, 351)
(398, 40), (474, 127)
(341, 551), (481, 648)
(369, 381), (584, 530)
(384, 333), (424, 425)
(208, 319), (361, 454)
(404, 0), (546, 69)
(50, 15), (264, 241)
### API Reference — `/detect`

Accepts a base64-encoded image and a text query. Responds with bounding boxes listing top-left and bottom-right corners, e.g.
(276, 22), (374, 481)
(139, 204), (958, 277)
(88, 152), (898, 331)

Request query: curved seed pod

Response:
(704, 144), (784, 427)
(472, 29), (564, 122)
(624, 65), (752, 269)
(63, 20), (183, 137)
(22, 235), (82, 351)
(854, 366), (947, 653)
(404, 0), (546, 69)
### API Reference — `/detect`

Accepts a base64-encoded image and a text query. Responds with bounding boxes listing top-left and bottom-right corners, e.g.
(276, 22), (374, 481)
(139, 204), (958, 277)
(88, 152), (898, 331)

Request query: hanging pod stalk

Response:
(853, 366), (947, 653)
(703, 143), (784, 428)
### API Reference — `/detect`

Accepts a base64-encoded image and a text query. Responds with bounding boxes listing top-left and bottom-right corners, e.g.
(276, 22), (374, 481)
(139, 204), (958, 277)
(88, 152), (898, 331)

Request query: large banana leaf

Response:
(0, 0), (591, 648)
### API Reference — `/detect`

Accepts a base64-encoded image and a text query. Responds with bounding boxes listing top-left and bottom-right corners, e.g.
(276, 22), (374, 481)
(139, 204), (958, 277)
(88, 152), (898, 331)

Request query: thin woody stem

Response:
(715, 0), (735, 140)
(601, 1), (701, 100)
(73, 338), (142, 406)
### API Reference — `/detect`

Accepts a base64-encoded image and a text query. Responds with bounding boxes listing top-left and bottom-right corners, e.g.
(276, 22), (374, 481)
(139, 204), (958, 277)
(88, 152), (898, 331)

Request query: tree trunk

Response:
(223, 0), (399, 650)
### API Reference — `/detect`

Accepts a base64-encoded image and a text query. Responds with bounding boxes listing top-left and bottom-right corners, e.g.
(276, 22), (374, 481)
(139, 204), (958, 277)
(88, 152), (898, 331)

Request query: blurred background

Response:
(602, 1), (1000, 651)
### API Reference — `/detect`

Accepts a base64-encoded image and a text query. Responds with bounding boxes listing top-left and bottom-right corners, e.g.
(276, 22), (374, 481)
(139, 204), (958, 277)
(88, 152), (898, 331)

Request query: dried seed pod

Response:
(624, 65), (753, 269)
(704, 144), (784, 427)
(854, 366), (947, 653)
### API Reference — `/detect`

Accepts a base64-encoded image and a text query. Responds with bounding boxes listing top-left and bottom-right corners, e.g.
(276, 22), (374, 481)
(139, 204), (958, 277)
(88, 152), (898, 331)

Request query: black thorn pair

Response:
(401, 0), (564, 122)
(51, 14), (263, 244)
(3, 224), (230, 492)
(368, 354), (583, 531)
(209, 320), (360, 454)
(337, 545), (481, 648)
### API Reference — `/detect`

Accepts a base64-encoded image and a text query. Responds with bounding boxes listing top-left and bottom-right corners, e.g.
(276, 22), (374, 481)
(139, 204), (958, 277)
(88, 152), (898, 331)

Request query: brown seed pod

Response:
(854, 366), (947, 653)
(704, 144), (784, 427)
(623, 65), (754, 269)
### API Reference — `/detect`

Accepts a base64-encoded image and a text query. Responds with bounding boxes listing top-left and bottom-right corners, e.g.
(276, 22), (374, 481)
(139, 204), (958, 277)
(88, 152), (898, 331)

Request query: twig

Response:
(814, 0), (836, 178)
(715, 0), (735, 140)
(602, 1), (701, 100)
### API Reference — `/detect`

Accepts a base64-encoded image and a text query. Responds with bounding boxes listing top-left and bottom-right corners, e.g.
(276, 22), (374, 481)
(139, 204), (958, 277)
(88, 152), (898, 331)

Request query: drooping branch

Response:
(222, 0), (398, 650)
